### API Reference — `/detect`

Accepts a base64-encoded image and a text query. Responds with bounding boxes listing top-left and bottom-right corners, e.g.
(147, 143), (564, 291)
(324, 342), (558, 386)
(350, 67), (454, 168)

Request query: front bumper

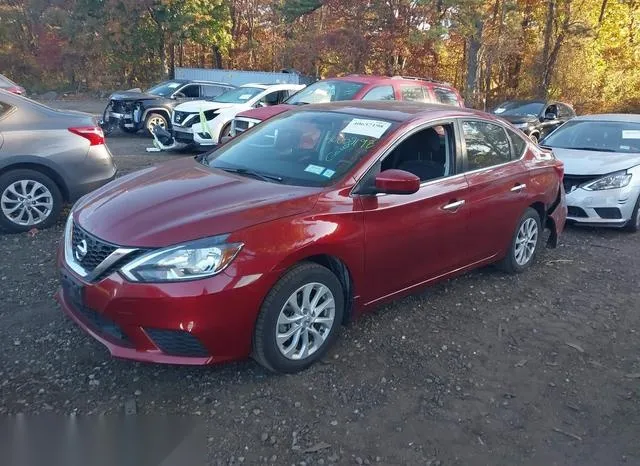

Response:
(565, 185), (639, 227)
(56, 245), (276, 365)
(172, 117), (225, 147)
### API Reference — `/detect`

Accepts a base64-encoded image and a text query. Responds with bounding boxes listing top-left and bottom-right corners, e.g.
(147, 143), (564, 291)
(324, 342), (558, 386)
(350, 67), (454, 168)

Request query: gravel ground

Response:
(1, 100), (639, 465)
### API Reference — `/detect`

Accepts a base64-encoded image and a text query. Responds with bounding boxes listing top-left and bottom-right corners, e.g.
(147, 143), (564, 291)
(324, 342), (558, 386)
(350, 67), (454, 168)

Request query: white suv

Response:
(171, 83), (305, 147)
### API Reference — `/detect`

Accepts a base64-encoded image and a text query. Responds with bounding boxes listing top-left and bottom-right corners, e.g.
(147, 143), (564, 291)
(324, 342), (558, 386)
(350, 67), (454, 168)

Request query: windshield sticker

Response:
(494, 107), (505, 114)
(304, 164), (326, 175)
(322, 169), (336, 178)
(238, 94), (252, 100)
(168, 83), (181, 89)
(622, 130), (640, 139)
(342, 119), (392, 139)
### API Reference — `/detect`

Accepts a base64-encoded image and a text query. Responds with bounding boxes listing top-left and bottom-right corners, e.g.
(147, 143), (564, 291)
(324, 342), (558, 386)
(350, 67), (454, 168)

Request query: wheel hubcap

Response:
(148, 117), (166, 130)
(1, 180), (53, 226)
(276, 282), (336, 361)
(514, 217), (539, 266)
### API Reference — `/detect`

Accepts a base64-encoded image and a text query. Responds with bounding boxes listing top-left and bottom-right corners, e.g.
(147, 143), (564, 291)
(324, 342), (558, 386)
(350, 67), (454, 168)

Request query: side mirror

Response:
(173, 92), (186, 99)
(255, 101), (267, 108)
(374, 169), (420, 195)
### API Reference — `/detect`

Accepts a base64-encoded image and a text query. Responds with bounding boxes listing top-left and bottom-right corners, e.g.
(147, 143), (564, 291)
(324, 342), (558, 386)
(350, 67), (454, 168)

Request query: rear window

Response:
(543, 120), (640, 153)
(400, 86), (429, 102)
(286, 80), (365, 105)
(433, 87), (460, 106)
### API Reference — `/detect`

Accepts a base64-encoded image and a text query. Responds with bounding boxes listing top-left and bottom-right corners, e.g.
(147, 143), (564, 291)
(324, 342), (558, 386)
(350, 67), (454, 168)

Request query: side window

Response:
(381, 124), (454, 182)
(180, 85), (200, 98)
(400, 86), (428, 102)
(201, 85), (226, 98)
(545, 104), (558, 118)
(362, 86), (395, 101)
(557, 104), (574, 118)
(506, 127), (528, 159)
(462, 121), (511, 171)
(0, 101), (11, 118)
(260, 90), (286, 106)
(433, 88), (460, 106)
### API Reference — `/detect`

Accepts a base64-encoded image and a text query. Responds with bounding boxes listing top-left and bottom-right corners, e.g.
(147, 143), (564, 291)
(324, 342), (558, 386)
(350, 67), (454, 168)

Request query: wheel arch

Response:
(0, 159), (70, 201)
(142, 107), (171, 123)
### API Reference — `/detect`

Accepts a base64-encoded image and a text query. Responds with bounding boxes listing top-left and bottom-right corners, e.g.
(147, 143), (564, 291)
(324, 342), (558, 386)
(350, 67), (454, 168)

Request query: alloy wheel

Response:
(514, 217), (539, 266)
(147, 116), (166, 131)
(276, 282), (336, 361)
(1, 179), (53, 226)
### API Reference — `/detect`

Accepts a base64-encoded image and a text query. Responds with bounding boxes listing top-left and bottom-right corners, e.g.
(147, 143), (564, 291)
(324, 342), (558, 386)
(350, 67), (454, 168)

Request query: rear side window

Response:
(0, 101), (11, 118)
(433, 87), (460, 106)
(557, 103), (574, 118)
(400, 86), (429, 102)
(506, 127), (528, 159)
(462, 120), (512, 171)
(201, 85), (228, 98)
(362, 86), (395, 101)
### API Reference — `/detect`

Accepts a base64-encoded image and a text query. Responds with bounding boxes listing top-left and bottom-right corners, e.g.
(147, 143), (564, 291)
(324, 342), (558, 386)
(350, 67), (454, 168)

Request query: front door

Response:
(358, 122), (470, 304)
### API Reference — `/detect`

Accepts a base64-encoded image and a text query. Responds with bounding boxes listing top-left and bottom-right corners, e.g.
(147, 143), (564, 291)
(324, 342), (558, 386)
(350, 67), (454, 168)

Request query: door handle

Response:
(510, 183), (527, 193)
(443, 200), (465, 212)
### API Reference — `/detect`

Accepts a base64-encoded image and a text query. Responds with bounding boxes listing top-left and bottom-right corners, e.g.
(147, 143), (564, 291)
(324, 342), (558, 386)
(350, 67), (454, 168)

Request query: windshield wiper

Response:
(568, 147), (617, 152)
(216, 166), (284, 183)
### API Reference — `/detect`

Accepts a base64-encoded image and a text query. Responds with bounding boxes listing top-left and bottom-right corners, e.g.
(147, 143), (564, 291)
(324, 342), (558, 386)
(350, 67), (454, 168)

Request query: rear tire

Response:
(0, 169), (63, 233)
(624, 195), (640, 233)
(498, 208), (542, 274)
(253, 263), (344, 373)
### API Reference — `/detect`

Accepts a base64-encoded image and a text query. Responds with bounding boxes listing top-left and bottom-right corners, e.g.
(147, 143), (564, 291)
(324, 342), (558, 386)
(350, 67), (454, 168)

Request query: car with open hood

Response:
(492, 100), (576, 143)
(540, 114), (640, 232)
(101, 79), (235, 135)
(170, 83), (305, 148)
(57, 101), (566, 373)
(230, 75), (465, 137)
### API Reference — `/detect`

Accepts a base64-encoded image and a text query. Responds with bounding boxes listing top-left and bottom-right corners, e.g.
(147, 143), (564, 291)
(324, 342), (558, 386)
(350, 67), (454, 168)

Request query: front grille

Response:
(567, 206), (588, 218)
(72, 224), (117, 273)
(174, 131), (194, 144)
(563, 175), (599, 194)
(145, 328), (209, 357)
(173, 111), (197, 127)
(594, 207), (622, 219)
(111, 100), (133, 114)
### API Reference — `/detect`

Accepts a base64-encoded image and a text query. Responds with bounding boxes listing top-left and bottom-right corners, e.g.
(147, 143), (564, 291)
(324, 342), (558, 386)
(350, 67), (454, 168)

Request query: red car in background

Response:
(0, 74), (26, 95)
(57, 101), (566, 373)
(230, 74), (465, 137)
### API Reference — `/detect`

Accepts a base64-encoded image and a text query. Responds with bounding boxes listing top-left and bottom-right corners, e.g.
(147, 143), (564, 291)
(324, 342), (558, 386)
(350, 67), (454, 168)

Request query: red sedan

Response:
(57, 102), (567, 373)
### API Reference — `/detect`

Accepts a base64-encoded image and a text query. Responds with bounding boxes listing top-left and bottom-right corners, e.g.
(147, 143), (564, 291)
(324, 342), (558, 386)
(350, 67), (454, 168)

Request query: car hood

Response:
(109, 90), (162, 101)
(175, 100), (238, 113)
(497, 115), (538, 125)
(236, 104), (295, 121)
(74, 158), (321, 248)
(551, 148), (640, 175)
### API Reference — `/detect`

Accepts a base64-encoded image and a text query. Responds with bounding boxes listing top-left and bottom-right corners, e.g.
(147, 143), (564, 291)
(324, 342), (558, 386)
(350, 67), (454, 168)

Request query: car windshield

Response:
(0, 74), (17, 87)
(206, 111), (396, 187)
(212, 87), (263, 103)
(542, 120), (640, 153)
(286, 80), (365, 105)
(493, 101), (544, 117)
(146, 81), (184, 97)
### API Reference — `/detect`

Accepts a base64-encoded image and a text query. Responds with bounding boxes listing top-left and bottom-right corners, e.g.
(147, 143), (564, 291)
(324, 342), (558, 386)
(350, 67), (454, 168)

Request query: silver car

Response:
(0, 90), (117, 233)
(541, 114), (640, 232)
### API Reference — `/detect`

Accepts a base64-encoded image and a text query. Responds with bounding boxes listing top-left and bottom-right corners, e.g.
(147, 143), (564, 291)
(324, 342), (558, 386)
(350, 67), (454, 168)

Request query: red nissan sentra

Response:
(57, 101), (567, 373)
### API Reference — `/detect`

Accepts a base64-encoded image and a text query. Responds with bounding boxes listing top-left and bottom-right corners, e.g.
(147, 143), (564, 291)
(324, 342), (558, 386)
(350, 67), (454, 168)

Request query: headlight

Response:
(582, 171), (632, 191)
(121, 236), (243, 282)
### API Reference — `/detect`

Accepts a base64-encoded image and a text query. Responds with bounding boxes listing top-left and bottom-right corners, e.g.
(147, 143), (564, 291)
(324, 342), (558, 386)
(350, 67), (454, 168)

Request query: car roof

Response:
(326, 74), (455, 88)
(291, 100), (485, 122)
(240, 83), (303, 90)
(166, 79), (234, 86)
(572, 113), (640, 123)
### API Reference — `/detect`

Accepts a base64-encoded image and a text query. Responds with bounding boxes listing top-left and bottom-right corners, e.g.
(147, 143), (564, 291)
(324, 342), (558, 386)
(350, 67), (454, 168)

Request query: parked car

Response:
(101, 79), (236, 135)
(171, 83), (305, 148)
(492, 99), (576, 143)
(230, 75), (465, 137)
(0, 74), (26, 95)
(0, 90), (116, 233)
(540, 114), (640, 232)
(57, 101), (566, 372)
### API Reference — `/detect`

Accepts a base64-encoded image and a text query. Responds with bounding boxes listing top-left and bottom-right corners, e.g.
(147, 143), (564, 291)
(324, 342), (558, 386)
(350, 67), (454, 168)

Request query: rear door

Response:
(458, 118), (532, 262)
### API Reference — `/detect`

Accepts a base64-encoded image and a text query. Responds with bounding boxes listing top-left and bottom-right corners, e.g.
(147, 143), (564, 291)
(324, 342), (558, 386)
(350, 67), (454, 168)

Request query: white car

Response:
(541, 114), (640, 232)
(171, 83), (305, 147)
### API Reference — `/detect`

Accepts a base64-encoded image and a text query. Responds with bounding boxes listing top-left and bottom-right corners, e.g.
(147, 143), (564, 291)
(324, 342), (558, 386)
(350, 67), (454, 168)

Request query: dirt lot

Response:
(1, 100), (639, 465)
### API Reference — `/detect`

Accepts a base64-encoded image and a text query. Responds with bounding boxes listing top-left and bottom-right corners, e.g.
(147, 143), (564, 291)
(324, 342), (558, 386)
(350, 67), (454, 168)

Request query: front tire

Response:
(253, 263), (344, 373)
(0, 169), (62, 233)
(624, 195), (640, 233)
(498, 208), (542, 273)
(145, 113), (168, 135)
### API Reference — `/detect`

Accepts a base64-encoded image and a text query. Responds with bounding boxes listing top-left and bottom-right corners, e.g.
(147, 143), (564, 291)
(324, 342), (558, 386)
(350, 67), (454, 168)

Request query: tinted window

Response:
(0, 101), (11, 117)
(180, 85), (200, 98)
(201, 85), (228, 98)
(147, 81), (185, 97)
(213, 87), (263, 103)
(401, 86), (428, 102)
(260, 90), (289, 106)
(506, 128), (528, 159)
(434, 88), (459, 106)
(463, 121), (512, 171)
(207, 111), (396, 187)
(557, 103), (574, 118)
(542, 120), (640, 153)
(362, 86), (395, 101)
(493, 101), (544, 117)
(286, 80), (365, 104)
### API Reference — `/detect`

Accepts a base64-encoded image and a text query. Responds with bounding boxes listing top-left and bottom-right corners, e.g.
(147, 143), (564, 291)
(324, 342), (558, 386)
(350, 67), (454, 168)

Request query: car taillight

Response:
(68, 126), (105, 146)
